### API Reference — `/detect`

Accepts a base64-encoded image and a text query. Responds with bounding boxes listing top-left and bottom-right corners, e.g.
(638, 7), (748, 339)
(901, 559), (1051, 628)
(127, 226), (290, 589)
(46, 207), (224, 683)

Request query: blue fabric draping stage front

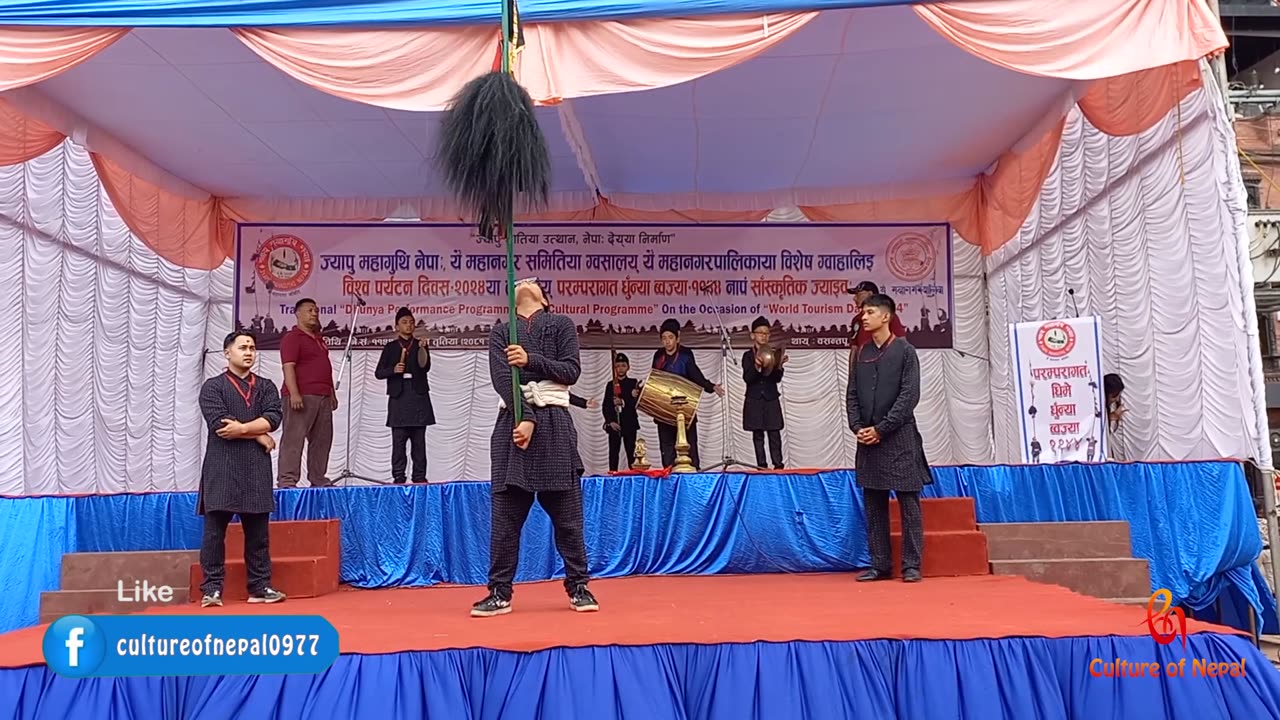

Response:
(0, 461), (1273, 635)
(0, 0), (919, 27)
(3, 634), (1279, 719)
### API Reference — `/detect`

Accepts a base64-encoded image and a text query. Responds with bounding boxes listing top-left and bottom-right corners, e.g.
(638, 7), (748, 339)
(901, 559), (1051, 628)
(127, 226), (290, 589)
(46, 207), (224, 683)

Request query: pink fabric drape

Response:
(1076, 60), (1203, 137)
(913, 0), (1226, 80)
(91, 154), (229, 272)
(0, 97), (64, 165)
(0, 27), (125, 92)
(231, 12), (817, 112)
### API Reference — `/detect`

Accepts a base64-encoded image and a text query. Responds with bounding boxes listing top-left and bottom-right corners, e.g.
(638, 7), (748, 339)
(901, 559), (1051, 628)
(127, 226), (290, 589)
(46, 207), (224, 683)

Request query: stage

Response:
(2, 573), (1279, 718)
(1, 461), (1274, 637)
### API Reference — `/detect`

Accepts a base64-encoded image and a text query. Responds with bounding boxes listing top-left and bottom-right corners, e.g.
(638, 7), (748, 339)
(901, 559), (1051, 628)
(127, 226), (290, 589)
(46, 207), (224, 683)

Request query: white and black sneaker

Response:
(201, 591), (223, 608)
(248, 587), (286, 604)
(569, 586), (599, 613)
(471, 591), (512, 617)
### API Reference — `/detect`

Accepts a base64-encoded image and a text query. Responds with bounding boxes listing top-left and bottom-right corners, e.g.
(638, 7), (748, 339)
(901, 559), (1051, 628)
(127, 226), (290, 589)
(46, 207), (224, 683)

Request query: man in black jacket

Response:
(742, 317), (786, 469)
(601, 353), (640, 471)
(374, 307), (436, 483)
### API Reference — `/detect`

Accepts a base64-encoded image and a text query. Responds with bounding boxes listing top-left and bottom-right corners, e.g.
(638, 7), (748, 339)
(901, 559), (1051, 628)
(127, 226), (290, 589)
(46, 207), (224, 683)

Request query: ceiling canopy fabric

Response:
(0, 0), (919, 27)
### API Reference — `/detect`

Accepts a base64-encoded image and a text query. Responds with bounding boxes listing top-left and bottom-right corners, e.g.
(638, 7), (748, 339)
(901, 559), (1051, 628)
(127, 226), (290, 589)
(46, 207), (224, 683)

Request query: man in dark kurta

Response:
(374, 307), (436, 483)
(650, 319), (723, 469)
(845, 294), (931, 583)
(472, 279), (598, 617)
(197, 330), (286, 607)
(601, 353), (640, 471)
(742, 316), (786, 469)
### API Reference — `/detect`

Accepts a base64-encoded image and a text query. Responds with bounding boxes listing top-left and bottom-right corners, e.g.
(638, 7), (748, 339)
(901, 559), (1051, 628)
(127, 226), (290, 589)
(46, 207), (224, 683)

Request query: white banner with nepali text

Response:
(233, 222), (955, 351)
(1008, 316), (1107, 464)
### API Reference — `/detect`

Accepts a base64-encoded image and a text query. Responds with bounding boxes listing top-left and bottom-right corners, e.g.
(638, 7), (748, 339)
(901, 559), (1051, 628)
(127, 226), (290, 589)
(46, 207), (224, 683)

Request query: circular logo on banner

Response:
(886, 232), (936, 282)
(1036, 321), (1076, 358)
(43, 615), (107, 678)
(254, 234), (314, 292)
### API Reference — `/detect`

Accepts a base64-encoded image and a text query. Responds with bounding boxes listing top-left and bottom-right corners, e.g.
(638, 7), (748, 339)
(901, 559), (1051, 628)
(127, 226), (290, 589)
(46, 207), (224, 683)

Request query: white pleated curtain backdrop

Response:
(983, 77), (1266, 466)
(0, 71), (1266, 494)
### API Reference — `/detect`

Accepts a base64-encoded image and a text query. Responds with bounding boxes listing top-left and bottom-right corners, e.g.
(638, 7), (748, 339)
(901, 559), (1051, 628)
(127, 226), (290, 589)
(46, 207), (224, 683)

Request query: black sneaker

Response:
(471, 591), (512, 617)
(902, 569), (922, 583)
(569, 586), (599, 612)
(248, 587), (286, 604)
(201, 591), (222, 608)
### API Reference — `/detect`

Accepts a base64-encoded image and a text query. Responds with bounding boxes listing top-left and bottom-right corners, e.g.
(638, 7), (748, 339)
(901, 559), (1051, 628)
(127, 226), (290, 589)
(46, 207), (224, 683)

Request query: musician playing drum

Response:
(742, 316), (786, 469)
(650, 318), (723, 469)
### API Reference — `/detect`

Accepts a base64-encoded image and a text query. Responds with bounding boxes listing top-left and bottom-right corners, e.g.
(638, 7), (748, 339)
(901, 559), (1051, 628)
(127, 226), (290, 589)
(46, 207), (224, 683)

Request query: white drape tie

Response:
(498, 380), (570, 409)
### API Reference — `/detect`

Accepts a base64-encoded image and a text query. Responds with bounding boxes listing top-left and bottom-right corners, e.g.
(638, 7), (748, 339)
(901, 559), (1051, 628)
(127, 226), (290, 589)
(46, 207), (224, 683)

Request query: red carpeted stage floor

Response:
(0, 573), (1236, 667)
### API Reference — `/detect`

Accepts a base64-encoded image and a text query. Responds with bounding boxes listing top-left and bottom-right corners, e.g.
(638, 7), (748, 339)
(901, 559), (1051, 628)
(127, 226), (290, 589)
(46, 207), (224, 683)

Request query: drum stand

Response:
(701, 311), (755, 473)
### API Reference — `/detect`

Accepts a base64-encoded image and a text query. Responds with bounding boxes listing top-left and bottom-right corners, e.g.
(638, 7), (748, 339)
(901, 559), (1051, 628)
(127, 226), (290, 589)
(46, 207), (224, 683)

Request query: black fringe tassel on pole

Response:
(436, 71), (551, 236)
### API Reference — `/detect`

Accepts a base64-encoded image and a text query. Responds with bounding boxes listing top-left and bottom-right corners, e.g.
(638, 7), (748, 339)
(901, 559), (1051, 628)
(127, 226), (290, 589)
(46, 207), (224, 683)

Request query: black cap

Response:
(846, 280), (878, 295)
(613, 352), (630, 365)
(395, 306), (413, 322)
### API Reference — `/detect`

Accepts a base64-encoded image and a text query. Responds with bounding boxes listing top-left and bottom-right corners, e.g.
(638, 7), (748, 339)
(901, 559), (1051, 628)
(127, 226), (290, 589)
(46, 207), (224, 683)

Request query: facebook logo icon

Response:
(42, 616), (106, 677)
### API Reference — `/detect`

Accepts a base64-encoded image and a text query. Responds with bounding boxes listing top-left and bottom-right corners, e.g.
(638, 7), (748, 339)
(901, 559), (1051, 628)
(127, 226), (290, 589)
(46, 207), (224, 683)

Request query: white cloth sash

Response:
(498, 380), (570, 409)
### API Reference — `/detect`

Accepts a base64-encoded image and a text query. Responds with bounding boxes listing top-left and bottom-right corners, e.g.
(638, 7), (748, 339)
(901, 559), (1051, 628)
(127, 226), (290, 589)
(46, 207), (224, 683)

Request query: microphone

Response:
(954, 349), (991, 363)
(1067, 288), (1080, 318)
(352, 291), (367, 307)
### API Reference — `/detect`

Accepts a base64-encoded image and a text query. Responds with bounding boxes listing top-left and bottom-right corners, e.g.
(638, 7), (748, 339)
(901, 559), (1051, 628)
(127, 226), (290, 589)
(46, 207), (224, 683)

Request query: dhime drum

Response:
(637, 369), (703, 426)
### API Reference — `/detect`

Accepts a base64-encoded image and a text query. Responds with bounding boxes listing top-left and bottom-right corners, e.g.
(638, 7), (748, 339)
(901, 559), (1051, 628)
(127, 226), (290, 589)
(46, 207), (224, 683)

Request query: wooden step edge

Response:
(978, 521), (1131, 527)
(890, 527), (988, 532)
(990, 557), (1147, 564)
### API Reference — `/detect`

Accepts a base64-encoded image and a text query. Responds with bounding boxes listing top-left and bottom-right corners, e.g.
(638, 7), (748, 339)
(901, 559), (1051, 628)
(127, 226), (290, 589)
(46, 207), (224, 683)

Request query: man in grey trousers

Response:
(276, 298), (336, 488)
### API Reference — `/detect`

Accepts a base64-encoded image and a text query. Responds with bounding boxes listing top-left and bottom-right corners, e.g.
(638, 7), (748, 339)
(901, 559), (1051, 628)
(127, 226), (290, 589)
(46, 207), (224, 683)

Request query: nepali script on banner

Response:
(1008, 317), (1107, 464)
(233, 222), (954, 351)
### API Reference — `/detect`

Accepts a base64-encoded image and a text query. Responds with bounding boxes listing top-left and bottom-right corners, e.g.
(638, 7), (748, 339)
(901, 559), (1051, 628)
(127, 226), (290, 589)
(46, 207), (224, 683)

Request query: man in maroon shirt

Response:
(277, 298), (337, 487)
(848, 281), (906, 350)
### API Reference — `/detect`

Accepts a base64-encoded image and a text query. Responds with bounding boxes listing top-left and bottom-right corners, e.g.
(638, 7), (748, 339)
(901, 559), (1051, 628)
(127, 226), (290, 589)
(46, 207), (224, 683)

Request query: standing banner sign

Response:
(1008, 317), (1106, 464)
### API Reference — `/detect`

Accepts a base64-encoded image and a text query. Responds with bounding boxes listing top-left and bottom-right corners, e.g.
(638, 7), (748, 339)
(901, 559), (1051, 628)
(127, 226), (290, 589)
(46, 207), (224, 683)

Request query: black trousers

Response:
(863, 489), (923, 574)
(657, 420), (700, 469)
(607, 427), (637, 471)
(489, 484), (589, 599)
(391, 426), (427, 483)
(200, 510), (271, 596)
(752, 429), (784, 469)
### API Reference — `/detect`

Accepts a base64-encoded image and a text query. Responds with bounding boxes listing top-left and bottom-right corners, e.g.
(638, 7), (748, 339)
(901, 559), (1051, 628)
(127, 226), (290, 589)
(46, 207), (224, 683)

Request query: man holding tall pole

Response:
(471, 278), (596, 616)
(436, 0), (598, 615)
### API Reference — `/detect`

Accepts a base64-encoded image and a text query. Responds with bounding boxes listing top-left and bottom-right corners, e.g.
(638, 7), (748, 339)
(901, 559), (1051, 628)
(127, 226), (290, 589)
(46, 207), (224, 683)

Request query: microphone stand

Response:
(332, 293), (387, 486)
(701, 297), (755, 473)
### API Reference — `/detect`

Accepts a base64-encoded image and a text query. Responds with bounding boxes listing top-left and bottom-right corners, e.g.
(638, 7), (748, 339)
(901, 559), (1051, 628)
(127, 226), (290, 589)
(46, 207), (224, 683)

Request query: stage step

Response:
(890, 530), (991, 577)
(878, 498), (989, 577)
(990, 558), (1152, 599)
(223, 519), (341, 560)
(188, 520), (341, 603)
(980, 521), (1133, 560)
(39, 550), (199, 622)
(40, 587), (193, 624)
(1104, 597), (1154, 607)
(59, 549), (199, 591)
(890, 497), (977, 533)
